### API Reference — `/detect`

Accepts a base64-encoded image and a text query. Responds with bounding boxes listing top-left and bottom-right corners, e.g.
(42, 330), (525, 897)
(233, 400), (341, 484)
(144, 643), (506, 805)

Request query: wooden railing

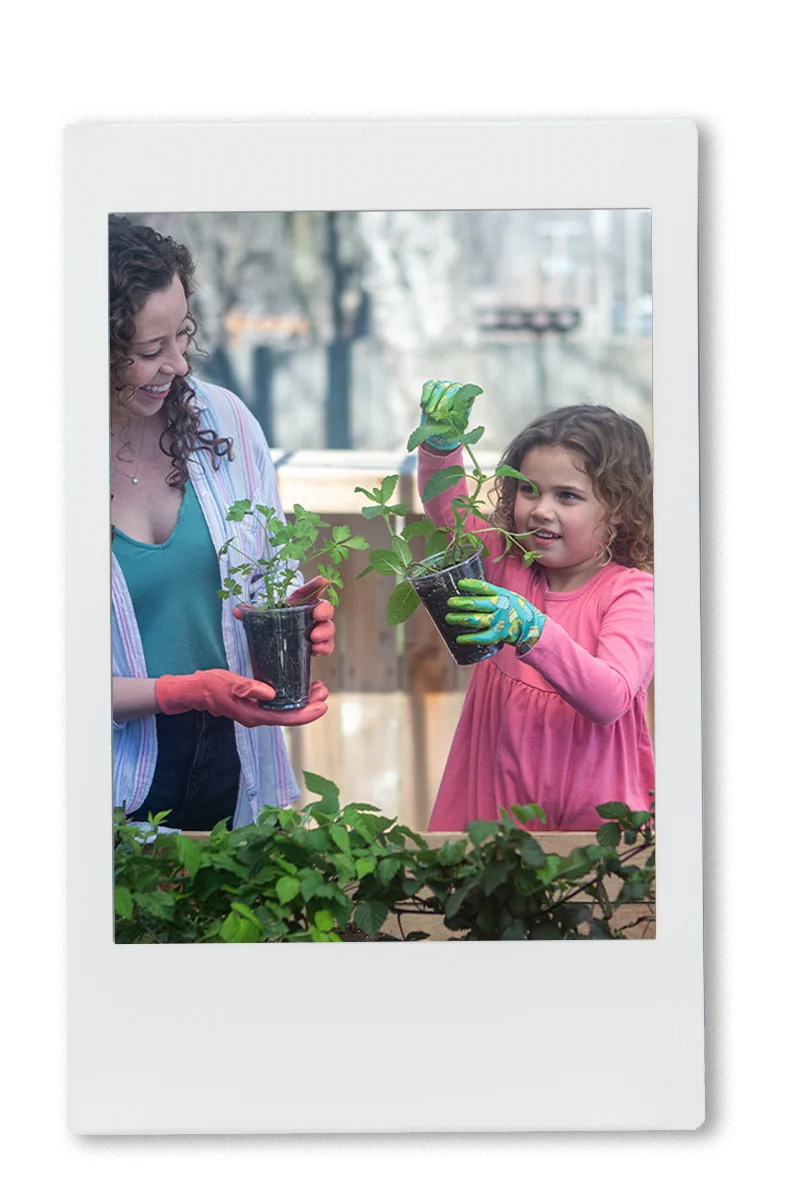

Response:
(270, 449), (654, 833)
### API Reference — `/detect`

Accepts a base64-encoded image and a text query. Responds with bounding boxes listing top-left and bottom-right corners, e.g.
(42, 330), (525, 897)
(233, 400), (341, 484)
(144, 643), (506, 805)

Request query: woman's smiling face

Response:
(115, 274), (190, 418)
(514, 443), (611, 591)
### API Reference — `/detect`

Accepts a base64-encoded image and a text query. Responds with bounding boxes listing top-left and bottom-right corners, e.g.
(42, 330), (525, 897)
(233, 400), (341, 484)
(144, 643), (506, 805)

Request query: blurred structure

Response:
(124, 210), (652, 456)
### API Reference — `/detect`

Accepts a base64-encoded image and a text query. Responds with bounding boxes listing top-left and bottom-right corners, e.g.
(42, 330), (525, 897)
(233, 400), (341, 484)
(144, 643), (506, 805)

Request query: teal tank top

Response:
(112, 480), (229, 678)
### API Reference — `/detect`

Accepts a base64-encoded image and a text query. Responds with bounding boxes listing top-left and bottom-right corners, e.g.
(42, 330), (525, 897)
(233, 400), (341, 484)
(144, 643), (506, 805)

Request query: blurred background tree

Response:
(121, 209), (652, 456)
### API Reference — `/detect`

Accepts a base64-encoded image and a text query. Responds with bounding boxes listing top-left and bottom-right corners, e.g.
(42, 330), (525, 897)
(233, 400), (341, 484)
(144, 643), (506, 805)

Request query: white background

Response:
(3, 0), (783, 1191)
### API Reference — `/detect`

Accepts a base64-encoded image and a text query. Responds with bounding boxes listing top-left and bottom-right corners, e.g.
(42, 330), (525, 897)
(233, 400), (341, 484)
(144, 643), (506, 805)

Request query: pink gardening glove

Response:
(233, 575), (336, 657)
(155, 669), (329, 728)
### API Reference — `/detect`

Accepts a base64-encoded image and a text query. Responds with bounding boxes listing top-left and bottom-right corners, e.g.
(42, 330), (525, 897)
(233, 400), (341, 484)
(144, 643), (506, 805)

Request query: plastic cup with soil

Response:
(405, 549), (502, 667)
(239, 600), (318, 710)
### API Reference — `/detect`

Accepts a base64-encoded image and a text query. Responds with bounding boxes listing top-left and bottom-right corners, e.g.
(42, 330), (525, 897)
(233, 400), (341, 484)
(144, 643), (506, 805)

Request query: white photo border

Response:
(66, 120), (702, 1133)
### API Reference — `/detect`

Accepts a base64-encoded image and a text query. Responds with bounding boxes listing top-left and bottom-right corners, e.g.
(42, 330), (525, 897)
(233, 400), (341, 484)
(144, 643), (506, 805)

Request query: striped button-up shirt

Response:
(111, 378), (301, 826)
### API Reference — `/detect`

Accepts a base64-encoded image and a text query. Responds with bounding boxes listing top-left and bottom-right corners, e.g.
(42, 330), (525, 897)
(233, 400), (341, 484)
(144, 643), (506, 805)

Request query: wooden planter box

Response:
(182, 827), (655, 941)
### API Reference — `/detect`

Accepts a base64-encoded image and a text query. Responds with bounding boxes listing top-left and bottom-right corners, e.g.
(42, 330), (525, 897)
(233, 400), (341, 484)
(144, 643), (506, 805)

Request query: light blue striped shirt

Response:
(111, 378), (301, 825)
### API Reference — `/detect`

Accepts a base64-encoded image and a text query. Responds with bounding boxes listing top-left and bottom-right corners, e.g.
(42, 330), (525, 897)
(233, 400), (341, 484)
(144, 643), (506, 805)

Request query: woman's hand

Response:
(258, 680), (329, 726)
(446, 579), (546, 651)
(234, 576), (336, 657)
(154, 669), (329, 728)
(419, 379), (483, 451)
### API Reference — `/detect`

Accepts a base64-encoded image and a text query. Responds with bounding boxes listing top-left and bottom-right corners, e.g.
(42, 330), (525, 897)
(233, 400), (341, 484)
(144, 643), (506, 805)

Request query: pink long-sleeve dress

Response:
(419, 445), (655, 832)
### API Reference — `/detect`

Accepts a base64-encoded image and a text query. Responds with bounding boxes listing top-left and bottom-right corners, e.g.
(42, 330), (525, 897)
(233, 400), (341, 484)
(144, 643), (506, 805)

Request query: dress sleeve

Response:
(418, 444), (507, 557)
(524, 572), (654, 725)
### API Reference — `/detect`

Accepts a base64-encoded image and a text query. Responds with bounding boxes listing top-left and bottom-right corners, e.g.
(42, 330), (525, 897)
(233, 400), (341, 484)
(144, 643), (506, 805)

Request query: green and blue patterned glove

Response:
(446, 579), (546, 651)
(419, 379), (482, 451)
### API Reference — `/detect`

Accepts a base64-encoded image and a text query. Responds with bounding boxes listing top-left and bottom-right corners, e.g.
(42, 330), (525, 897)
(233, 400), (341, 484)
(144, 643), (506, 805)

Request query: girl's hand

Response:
(446, 579), (546, 650)
(419, 379), (483, 451)
(233, 576), (336, 657)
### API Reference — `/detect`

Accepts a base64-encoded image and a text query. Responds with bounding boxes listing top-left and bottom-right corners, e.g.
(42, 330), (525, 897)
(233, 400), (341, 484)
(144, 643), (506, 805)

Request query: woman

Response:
(110, 215), (332, 831)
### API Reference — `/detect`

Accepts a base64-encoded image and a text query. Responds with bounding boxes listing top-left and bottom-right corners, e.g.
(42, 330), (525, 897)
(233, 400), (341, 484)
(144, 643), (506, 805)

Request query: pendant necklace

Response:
(112, 420), (147, 485)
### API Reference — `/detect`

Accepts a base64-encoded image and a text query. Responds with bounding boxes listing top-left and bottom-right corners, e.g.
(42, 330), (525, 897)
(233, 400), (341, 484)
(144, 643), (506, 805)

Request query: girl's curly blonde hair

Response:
(491, 404), (653, 573)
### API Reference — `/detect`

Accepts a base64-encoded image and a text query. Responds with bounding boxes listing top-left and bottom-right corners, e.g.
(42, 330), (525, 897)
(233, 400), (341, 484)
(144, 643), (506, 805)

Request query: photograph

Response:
(66, 120), (701, 1133)
(110, 207), (656, 945)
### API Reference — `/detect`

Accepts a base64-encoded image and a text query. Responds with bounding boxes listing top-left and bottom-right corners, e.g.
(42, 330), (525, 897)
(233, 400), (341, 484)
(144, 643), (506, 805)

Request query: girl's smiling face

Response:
(514, 444), (611, 592)
(114, 274), (190, 419)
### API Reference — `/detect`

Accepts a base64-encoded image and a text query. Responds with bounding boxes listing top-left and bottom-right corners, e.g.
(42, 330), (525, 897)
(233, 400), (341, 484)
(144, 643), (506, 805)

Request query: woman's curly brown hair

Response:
(109, 215), (233, 487)
(490, 404), (653, 573)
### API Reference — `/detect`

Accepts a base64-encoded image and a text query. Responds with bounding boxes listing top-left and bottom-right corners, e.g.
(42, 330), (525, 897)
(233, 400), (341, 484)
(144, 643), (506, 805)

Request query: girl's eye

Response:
(559, 492), (580, 501)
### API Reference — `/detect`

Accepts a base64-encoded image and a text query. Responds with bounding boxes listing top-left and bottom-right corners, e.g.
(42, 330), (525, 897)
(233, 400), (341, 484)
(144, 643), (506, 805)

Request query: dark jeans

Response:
(133, 711), (242, 832)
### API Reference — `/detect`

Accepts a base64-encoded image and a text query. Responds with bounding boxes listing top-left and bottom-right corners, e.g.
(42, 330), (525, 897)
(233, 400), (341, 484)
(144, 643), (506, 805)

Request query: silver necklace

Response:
(112, 420), (147, 485)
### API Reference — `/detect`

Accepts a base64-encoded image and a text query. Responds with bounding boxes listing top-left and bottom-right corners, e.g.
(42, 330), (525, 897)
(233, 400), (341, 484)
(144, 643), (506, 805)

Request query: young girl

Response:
(417, 380), (654, 832)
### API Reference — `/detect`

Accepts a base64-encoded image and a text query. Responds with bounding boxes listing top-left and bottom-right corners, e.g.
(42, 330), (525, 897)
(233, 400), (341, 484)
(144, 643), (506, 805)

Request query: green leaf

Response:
(355, 857), (377, 880)
(114, 886), (133, 920)
(328, 824), (351, 856)
(220, 909), (261, 943)
(390, 535), (413, 568)
(597, 822), (622, 848)
(535, 856), (561, 885)
(438, 839), (469, 865)
(426, 526), (451, 557)
(387, 580), (421, 625)
(226, 499), (253, 521)
(596, 801), (633, 820)
(134, 890), (176, 920)
(230, 901), (262, 926)
(402, 519), (438, 543)
(448, 382), (483, 406)
(332, 524), (351, 542)
(276, 876), (301, 905)
(421, 466), (466, 503)
(518, 835), (546, 867)
(379, 475), (399, 503)
(313, 909), (335, 932)
(619, 879), (648, 903)
(461, 425), (485, 446)
(377, 856), (402, 885)
(482, 861), (508, 896)
(302, 772), (340, 807)
(353, 899), (389, 936)
(406, 422), (452, 452)
(511, 803), (547, 825)
(344, 809), (378, 843)
(344, 536), (369, 550)
(528, 921), (564, 940)
(299, 868), (325, 901)
(175, 835), (202, 878)
(369, 548), (403, 575)
(493, 465), (533, 483)
(466, 820), (498, 847)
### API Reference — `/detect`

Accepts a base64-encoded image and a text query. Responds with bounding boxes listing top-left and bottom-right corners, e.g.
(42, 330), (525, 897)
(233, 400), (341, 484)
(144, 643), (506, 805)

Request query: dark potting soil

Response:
(240, 602), (317, 710)
(407, 551), (501, 667)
